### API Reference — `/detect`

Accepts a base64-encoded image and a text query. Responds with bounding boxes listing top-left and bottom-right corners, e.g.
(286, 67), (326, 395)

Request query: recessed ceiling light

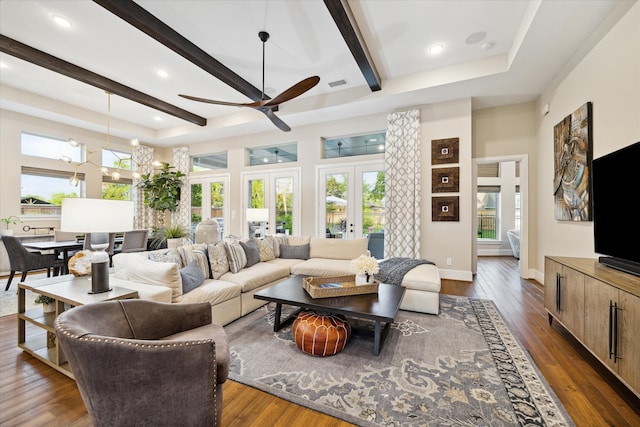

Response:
(157, 70), (169, 78)
(0, 62), (8, 69)
(51, 15), (72, 28)
(465, 31), (487, 45)
(154, 116), (162, 122)
(427, 43), (444, 55)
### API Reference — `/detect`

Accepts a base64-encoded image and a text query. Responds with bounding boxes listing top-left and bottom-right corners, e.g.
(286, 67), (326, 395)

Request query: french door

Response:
(242, 168), (301, 238)
(190, 174), (230, 240)
(317, 161), (385, 239)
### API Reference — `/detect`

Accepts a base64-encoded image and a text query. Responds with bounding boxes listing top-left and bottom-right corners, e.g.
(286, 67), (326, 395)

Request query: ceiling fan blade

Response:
(263, 76), (320, 107)
(179, 94), (262, 108)
(261, 108), (291, 132)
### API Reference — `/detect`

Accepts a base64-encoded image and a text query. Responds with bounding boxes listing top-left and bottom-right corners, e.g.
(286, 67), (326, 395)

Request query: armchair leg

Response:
(5, 271), (16, 291)
(20, 271), (28, 283)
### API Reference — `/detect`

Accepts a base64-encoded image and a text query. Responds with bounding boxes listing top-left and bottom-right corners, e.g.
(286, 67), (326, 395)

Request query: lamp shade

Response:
(61, 198), (134, 233)
(246, 208), (269, 222)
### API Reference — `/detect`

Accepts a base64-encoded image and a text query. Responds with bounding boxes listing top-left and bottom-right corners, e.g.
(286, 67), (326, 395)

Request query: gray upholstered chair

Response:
(1, 235), (61, 291)
(119, 229), (149, 253)
(367, 232), (384, 259)
(54, 300), (229, 427)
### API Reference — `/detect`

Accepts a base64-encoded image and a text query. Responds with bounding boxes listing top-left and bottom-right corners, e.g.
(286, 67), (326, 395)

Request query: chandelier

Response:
(60, 92), (158, 186)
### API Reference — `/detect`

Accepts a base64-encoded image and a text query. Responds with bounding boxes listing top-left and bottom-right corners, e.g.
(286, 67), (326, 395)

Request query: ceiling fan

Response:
(179, 31), (320, 132)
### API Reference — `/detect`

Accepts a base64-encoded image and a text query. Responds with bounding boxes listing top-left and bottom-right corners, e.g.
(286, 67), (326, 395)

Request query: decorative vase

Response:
(1, 229), (13, 236)
(355, 273), (374, 285)
(167, 238), (182, 248)
(43, 302), (55, 313)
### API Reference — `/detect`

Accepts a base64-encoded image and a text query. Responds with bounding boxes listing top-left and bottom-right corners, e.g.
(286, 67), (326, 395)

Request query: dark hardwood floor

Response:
(1, 257), (638, 426)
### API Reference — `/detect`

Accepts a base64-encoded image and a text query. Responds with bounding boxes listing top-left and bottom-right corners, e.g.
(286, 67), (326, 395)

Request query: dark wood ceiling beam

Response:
(0, 34), (207, 126)
(324, 0), (381, 92)
(93, 0), (267, 102)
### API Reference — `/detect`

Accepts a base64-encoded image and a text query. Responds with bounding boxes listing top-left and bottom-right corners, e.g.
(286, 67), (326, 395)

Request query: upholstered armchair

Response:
(54, 300), (229, 427)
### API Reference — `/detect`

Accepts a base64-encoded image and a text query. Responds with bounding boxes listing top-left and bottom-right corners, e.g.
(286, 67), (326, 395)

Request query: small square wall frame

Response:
(432, 196), (459, 221)
(431, 138), (459, 165)
(432, 167), (459, 193)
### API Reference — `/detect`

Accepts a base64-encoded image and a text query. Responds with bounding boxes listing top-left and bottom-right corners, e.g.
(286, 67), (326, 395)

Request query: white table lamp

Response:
(246, 208), (269, 238)
(61, 198), (134, 293)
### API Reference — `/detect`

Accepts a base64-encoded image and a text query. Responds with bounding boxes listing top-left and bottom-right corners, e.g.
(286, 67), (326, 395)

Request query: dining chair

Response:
(119, 229), (149, 253)
(1, 235), (62, 291)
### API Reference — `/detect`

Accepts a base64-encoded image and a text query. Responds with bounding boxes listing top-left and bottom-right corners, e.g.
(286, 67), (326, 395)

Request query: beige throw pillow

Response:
(207, 241), (229, 279)
(128, 259), (183, 302)
(254, 236), (276, 262)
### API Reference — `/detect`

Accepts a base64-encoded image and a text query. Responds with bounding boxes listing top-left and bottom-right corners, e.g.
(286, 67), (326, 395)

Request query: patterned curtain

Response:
(132, 144), (154, 230)
(171, 147), (191, 230)
(384, 109), (421, 258)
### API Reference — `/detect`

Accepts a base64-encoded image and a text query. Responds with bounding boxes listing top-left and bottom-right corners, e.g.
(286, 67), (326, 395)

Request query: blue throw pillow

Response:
(180, 261), (205, 294)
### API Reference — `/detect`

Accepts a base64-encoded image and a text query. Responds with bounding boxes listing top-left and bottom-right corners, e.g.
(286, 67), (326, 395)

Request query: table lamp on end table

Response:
(61, 198), (134, 294)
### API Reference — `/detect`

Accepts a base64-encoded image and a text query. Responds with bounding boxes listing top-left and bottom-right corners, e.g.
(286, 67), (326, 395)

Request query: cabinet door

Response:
(561, 266), (585, 340)
(583, 277), (618, 371)
(618, 290), (640, 393)
(544, 258), (562, 320)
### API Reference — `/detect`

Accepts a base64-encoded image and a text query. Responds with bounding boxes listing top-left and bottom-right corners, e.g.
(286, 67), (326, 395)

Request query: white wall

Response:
(534, 1), (640, 281)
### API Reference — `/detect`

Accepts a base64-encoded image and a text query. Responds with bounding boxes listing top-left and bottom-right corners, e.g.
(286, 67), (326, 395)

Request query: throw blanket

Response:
(376, 257), (435, 286)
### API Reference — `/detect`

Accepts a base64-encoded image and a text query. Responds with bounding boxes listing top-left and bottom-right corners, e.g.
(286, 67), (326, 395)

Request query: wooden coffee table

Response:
(254, 275), (405, 355)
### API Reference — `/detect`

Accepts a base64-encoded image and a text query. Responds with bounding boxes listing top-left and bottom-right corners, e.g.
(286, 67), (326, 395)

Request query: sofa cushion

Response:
(266, 258), (305, 269)
(177, 244), (209, 278)
(112, 252), (148, 280)
(309, 237), (369, 260)
(280, 243), (310, 260)
(290, 258), (354, 277)
(401, 264), (441, 292)
(109, 276), (173, 303)
(224, 240), (247, 273)
(207, 241), (229, 279)
(240, 240), (260, 267)
(220, 262), (289, 293)
(128, 259), (183, 302)
(180, 279), (241, 306)
(254, 236), (276, 261)
(180, 262), (205, 294)
(286, 235), (311, 246)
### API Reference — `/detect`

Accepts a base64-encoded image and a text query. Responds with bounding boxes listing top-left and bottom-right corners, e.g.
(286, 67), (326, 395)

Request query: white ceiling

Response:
(0, 0), (631, 147)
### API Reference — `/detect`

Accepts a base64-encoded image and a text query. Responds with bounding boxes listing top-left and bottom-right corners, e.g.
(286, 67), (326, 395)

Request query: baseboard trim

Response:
(439, 269), (473, 282)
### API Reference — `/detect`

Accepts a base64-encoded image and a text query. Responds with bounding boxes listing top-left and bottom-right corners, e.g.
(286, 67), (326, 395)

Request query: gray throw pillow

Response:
(240, 239), (261, 267)
(279, 243), (310, 260)
(180, 261), (205, 294)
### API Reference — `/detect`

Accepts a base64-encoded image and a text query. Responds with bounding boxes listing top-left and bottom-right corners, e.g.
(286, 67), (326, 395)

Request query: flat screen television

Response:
(592, 141), (640, 277)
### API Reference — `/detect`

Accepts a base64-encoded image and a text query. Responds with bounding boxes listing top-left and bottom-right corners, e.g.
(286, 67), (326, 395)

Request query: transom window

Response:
(323, 132), (386, 159)
(192, 152), (228, 171)
(247, 143), (297, 166)
(21, 132), (82, 162)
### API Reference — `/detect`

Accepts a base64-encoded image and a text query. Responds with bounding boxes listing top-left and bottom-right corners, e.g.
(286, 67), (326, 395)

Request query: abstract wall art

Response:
(553, 102), (593, 221)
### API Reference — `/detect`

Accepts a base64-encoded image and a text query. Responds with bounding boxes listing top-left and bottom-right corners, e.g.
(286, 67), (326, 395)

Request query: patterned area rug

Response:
(225, 294), (574, 426)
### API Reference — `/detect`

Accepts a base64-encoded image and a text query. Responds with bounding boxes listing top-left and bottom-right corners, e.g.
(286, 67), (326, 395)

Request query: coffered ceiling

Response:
(0, 0), (631, 146)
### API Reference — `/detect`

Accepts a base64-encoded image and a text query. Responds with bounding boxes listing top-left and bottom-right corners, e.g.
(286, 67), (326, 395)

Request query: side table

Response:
(18, 274), (138, 379)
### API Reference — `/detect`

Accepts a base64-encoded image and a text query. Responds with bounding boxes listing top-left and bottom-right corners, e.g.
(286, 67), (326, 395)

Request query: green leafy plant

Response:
(34, 295), (55, 305)
(150, 224), (189, 249)
(1, 215), (21, 230)
(138, 162), (185, 227)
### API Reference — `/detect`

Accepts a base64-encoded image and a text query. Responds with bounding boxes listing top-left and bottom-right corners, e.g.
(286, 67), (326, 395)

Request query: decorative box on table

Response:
(303, 275), (379, 299)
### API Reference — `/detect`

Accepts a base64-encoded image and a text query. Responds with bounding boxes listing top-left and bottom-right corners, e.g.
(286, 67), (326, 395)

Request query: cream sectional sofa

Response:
(111, 235), (441, 325)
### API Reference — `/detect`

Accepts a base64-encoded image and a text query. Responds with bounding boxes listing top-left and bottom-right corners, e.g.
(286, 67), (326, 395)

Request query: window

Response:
(247, 143), (297, 166)
(102, 177), (132, 201)
(102, 149), (131, 170)
(21, 167), (84, 216)
(192, 152), (228, 171)
(477, 186), (500, 239)
(323, 132), (386, 159)
(21, 132), (82, 162)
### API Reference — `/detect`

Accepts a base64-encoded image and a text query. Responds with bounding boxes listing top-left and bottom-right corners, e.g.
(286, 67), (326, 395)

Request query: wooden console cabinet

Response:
(544, 256), (639, 398)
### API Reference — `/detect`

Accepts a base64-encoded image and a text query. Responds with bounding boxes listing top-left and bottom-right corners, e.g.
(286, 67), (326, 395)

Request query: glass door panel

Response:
(361, 170), (385, 235)
(275, 176), (293, 235)
(324, 173), (348, 239)
(189, 175), (229, 241)
(210, 182), (225, 237)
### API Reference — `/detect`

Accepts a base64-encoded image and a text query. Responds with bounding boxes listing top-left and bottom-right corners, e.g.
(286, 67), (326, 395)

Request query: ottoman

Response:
(399, 263), (441, 315)
(293, 311), (351, 356)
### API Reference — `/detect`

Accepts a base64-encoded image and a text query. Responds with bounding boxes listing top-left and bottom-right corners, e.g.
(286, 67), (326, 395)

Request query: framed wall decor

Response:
(432, 167), (459, 193)
(431, 138), (459, 165)
(553, 102), (593, 221)
(432, 196), (459, 222)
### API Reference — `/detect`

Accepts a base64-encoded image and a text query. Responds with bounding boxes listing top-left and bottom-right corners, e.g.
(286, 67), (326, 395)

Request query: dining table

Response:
(22, 240), (84, 275)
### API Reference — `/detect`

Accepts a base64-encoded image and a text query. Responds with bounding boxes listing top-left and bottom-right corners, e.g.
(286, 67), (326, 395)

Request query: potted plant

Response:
(34, 295), (56, 313)
(138, 162), (185, 228)
(1, 215), (21, 236)
(151, 224), (189, 249)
